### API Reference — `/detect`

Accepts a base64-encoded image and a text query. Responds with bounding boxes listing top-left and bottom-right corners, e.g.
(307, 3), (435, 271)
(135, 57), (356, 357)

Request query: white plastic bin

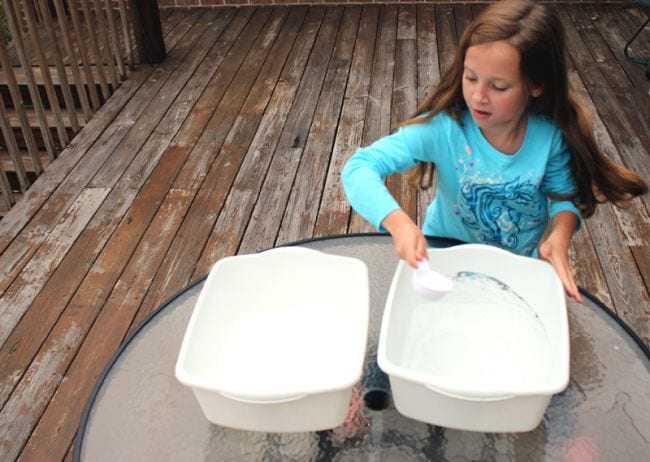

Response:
(176, 246), (369, 432)
(378, 244), (569, 432)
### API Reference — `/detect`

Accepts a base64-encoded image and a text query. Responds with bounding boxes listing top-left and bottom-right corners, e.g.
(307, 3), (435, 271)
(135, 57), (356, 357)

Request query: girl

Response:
(342, 0), (647, 302)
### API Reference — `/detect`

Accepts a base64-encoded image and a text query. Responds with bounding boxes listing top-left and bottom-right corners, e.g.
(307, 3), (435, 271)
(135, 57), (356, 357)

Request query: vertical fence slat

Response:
(118, 0), (134, 70)
(92, 0), (119, 87)
(0, 0), (145, 216)
(0, 157), (14, 209)
(0, 97), (29, 191)
(52, 0), (92, 121)
(104, 0), (126, 79)
(88, 0), (118, 95)
(68, 1), (102, 110)
(0, 174), (14, 208)
(36, 0), (80, 133)
(3, 0), (57, 160)
(20, 0), (69, 146)
(125, 0), (146, 64)
(0, 35), (43, 174)
(79, 1), (111, 100)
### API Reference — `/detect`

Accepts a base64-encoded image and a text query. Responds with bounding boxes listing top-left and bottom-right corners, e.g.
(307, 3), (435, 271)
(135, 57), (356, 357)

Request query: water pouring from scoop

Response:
(412, 260), (454, 299)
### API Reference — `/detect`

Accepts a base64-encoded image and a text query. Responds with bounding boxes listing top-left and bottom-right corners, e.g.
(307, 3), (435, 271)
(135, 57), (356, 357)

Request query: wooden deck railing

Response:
(0, 0), (149, 215)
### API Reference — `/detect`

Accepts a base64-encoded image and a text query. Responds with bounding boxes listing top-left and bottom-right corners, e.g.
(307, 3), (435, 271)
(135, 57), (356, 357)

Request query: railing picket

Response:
(3, 0), (57, 160)
(0, 98), (29, 191)
(80, 0), (111, 101)
(0, 163), (14, 210)
(36, 0), (80, 133)
(0, 0), (147, 216)
(21, 0), (69, 146)
(118, 0), (135, 70)
(68, 0), (102, 110)
(92, 0), (119, 88)
(52, 0), (92, 122)
(104, 0), (126, 80)
(0, 36), (43, 174)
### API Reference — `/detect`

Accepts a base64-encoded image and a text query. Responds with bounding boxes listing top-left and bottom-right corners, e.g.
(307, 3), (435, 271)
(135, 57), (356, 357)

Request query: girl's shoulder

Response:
(525, 112), (565, 152)
(410, 110), (458, 127)
(528, 112), (561, 137)
(398, 110), (459, 138)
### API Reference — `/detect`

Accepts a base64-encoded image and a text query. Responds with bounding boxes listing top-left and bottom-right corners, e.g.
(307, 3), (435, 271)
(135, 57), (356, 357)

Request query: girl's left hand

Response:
(538, 232), (583, 304)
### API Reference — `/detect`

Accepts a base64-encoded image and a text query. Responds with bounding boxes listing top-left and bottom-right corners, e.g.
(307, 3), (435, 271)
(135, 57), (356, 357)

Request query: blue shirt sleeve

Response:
(542, 130), (582, 227)
(342, 125), (428, 231)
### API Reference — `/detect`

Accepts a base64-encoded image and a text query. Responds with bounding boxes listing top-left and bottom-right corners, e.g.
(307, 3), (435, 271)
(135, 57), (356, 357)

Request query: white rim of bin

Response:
(377, 243), (570, 400)
(175, 246), (370, 401)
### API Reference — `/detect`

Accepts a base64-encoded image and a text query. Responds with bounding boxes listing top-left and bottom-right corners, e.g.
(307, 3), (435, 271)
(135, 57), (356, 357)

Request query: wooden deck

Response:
(0, 4), (648, 460)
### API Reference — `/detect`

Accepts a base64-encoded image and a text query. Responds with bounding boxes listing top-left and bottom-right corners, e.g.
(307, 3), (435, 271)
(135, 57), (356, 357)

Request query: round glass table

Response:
(75, 234), (650, 461)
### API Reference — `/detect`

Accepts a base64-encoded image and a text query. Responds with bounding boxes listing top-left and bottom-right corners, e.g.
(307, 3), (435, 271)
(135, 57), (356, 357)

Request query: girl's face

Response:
(462, 40), (542, 138)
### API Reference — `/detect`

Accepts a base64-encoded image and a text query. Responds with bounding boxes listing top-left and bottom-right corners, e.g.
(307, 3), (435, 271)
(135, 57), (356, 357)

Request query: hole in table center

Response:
(363, 389), (390, 410)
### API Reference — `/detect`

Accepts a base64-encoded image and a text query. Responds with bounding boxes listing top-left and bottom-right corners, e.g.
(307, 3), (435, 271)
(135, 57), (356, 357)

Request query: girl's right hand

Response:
(382, 209), (428, 268)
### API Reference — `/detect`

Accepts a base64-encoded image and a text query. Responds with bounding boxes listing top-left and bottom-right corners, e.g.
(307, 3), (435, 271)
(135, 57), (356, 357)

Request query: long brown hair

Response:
(406, 0), (647, 217)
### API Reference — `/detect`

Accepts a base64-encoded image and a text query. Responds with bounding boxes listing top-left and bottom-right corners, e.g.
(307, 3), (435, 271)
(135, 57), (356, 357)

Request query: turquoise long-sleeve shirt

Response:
(342, 110), (581, 256)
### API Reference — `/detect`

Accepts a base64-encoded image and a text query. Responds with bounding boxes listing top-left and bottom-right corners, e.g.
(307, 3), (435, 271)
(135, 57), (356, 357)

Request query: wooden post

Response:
(132, 0), (166, 63)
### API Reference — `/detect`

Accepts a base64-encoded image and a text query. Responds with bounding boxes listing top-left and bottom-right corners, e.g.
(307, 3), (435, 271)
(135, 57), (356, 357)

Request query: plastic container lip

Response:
(175, 375), (362, 402)
(376, 359), (570, 398)
(175, 246), (370, 400)
(378, 243), (570, 398)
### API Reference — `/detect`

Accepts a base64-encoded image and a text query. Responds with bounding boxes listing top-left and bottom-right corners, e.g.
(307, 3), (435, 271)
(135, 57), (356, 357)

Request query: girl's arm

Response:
(538, 210), (583, 303)
(343, 137), (427, 268)
(342, 129), (423, 232)
(342, 116), (447, 266)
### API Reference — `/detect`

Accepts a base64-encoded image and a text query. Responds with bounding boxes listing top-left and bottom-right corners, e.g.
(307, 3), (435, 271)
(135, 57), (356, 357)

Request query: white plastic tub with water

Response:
(176, 247), (369, 432)
(378, 244), (569, 432)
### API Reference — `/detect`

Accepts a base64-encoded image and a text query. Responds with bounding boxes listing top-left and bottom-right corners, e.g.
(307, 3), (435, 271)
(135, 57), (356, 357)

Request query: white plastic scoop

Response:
(412, 259), (453, 299)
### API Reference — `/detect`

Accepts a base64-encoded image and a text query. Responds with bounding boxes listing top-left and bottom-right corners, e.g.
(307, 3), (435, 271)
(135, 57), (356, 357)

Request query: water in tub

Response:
(401, 273), (551, 389)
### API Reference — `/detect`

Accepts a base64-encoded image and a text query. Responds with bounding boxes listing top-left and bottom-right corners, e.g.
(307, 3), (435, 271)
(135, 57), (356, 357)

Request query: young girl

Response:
(342, 0), (647, 302)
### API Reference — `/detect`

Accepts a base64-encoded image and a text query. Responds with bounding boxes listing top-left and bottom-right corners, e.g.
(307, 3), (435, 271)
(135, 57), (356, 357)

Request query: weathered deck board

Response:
(349, 5), (396, 234)
(3, 19), (247, 462)
(197, 6), (319, 269)
(0, 9), (224, 326)
(131, 7), (285, 321)
(385, 5), (417, 223)
(0, 9), (239, 412)
(276, 6), (360, 245)
(239, 7), (343, 252)
(0, 5), (648, 460)
(314, 6), (379, 237)
(0, 9), (204, 267)
(558, 4), (650, 345)
(414, 5), (439, 226)
(0, 10), (240, 461)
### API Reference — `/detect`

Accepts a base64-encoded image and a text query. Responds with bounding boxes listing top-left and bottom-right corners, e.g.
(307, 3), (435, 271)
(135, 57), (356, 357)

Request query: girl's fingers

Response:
(416, 234), (428, 262)
(394, 228), (428, 268)
(564, 272), (583, 304)
(539, 238), (583, 303)
(550, 254), (583, 304)
(397, 242), (420, 268)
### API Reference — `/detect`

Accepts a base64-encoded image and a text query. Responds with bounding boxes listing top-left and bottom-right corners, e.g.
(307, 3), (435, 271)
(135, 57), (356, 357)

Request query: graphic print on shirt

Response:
(458, 177), (544, 255)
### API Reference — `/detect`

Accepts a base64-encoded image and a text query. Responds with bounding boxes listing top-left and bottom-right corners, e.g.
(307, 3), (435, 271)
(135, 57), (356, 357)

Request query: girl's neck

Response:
(480, 115), (528, 155)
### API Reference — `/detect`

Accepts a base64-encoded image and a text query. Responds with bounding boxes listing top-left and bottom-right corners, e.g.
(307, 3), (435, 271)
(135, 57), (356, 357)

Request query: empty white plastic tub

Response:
(378, 244), (569, 432)
(176, 246), (369, 432)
